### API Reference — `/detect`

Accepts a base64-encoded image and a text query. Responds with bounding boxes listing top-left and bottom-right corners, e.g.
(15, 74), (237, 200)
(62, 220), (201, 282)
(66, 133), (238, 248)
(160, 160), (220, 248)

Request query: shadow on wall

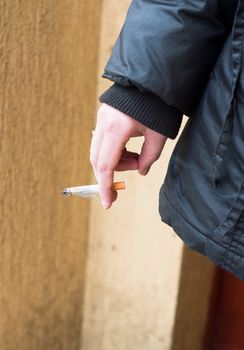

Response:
(170, 247), (215, 350)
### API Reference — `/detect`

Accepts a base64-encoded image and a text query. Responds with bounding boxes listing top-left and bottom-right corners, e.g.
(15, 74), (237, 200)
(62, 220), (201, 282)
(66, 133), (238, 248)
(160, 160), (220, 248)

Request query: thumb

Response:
(138, 134), (166, 176)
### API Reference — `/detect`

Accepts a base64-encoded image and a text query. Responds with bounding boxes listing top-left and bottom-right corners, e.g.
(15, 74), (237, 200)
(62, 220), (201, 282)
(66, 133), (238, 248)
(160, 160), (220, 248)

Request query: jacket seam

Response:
(223, 212), (244, 269)
(163, 189), (244, 259)
(222, 231), (235, 269)
(163, 190), (218, 243)
(103, 72), (126, 79)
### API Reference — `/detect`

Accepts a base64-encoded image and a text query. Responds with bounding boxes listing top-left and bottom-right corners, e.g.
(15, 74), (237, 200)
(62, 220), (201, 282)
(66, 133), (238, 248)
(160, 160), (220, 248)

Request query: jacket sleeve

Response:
(99, 0), (229, 138)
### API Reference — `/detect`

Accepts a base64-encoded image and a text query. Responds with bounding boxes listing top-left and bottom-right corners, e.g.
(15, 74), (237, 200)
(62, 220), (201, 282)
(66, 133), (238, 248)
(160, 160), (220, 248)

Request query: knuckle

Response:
(97, 161), (109, 173)
(121, 120), (134, 135)
(103, 185), (112, 192)
(106, 120), (118, 134)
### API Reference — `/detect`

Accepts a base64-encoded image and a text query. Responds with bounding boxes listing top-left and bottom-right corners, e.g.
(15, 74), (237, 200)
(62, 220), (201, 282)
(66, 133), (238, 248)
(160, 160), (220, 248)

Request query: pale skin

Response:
(90, 103), (167, 209)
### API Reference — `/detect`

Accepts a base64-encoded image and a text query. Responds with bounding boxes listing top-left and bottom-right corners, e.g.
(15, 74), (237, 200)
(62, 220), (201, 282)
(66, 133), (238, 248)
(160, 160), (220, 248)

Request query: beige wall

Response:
(0, 1), (101, 349)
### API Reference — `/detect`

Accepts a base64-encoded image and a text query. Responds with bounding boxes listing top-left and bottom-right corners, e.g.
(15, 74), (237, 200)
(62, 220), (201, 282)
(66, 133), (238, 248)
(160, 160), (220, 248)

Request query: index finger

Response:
(95, 130), (127, 208)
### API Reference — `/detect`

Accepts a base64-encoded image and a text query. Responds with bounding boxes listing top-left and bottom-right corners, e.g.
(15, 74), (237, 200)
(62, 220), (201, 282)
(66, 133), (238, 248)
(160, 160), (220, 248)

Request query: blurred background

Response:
(1, 1), (244, 349)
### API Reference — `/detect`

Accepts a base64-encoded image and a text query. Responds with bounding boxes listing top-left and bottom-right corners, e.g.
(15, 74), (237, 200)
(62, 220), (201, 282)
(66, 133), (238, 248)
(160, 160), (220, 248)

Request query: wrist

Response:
(99, 83), (183, 139)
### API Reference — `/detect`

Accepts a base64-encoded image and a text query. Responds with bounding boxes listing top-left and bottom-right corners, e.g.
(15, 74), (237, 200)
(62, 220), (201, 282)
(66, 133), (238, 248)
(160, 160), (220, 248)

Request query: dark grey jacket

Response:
(100, 0), (244, 279)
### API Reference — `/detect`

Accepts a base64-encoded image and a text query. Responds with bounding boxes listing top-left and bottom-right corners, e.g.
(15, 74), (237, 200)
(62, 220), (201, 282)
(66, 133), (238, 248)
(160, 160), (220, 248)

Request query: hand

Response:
(90, 103), (167, 209)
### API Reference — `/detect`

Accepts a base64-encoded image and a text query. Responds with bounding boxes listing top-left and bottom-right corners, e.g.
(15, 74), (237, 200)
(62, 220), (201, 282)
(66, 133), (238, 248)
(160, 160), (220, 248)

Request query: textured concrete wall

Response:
(0, 1), (101, 349)
(81, 2), (183, 349)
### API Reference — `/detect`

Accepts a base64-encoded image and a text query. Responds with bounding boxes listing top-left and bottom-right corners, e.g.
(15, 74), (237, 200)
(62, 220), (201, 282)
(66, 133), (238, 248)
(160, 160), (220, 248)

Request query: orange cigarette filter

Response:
(112, 181), (126, 191)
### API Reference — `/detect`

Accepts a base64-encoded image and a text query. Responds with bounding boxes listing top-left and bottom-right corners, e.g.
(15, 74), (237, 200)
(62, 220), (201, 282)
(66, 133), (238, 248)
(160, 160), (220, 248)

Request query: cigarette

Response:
(62, 181), (126, 197)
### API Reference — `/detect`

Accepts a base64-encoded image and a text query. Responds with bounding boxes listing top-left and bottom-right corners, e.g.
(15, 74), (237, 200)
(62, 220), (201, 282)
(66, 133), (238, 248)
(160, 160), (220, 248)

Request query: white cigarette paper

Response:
(62, 182), (125, 198)
(62, 184), (100, 198)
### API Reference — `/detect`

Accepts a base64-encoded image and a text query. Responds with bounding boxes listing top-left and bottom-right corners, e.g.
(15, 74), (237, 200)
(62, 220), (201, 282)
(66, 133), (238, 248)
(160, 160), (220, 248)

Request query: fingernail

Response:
(139, 168), (148, 176)
(102, 200), (110, 209)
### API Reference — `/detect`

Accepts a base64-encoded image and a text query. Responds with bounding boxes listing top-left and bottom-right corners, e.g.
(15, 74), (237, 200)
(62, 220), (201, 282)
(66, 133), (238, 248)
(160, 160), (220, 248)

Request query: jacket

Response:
(99, 0), (244, 279)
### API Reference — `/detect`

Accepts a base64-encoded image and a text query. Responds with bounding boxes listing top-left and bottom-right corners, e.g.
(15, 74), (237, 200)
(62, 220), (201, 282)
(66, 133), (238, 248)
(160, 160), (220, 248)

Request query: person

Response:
(90, 0), (244, 279)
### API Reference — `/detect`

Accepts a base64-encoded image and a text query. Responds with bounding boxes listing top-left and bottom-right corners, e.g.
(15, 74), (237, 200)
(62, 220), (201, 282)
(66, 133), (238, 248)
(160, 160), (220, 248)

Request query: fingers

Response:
(95, 167), (117, 208)
(90, 104), (143, 209)
(138, 132), (167, 176)
(121, 149), (139, 160)
(115, 157), (139, 171)
(115, 149), (139, 171)
(91, 129), (127, 209)
(90, 104), (167, 208)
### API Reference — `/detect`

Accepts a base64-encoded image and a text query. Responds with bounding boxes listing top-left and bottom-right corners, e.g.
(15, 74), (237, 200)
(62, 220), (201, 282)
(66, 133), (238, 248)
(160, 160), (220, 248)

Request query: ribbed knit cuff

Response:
(99, 83), (183, 139)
